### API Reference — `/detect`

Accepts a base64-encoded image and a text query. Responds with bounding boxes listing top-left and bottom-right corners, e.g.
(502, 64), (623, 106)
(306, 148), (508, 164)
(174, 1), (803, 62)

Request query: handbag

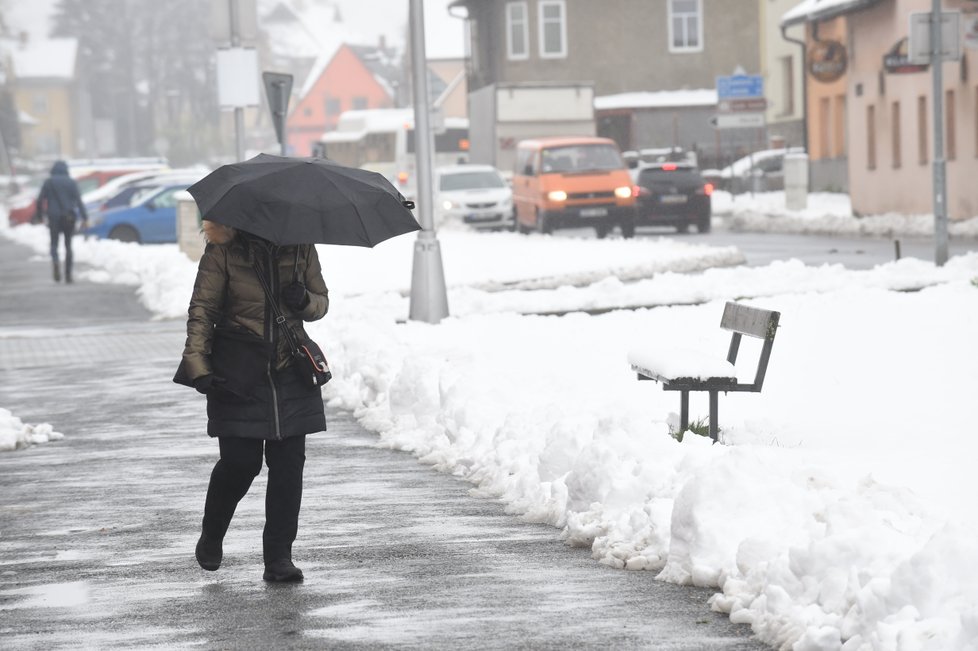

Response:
(253, 254), (332, 388)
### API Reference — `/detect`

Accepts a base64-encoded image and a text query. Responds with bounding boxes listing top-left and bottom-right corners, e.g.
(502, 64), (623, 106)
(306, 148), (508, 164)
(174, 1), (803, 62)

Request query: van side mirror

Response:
(523, 165), (533, 176)
(146, 200), (157, 211)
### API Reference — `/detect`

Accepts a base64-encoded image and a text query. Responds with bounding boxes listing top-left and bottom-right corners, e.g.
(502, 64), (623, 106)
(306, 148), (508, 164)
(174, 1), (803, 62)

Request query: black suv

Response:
(634, 163), (713, 233)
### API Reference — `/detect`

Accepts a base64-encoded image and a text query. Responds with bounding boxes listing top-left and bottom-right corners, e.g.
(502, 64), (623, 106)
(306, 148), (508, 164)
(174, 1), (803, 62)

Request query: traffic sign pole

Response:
(931, 0), (949, 266)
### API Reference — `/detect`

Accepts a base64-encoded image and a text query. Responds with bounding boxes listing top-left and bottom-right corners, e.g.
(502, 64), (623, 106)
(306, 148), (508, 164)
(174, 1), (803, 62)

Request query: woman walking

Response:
(174, 220), (329, 583)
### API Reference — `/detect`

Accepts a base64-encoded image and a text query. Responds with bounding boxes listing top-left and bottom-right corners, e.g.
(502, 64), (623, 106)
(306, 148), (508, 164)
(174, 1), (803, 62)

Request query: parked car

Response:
(83, 183), (190, 243)
(435, 164), (514, 230)
(6, 178), (45, 226)
(633, 162), (712, 233)
(701, 147), (804, 194)
(512, 136), (636, 238)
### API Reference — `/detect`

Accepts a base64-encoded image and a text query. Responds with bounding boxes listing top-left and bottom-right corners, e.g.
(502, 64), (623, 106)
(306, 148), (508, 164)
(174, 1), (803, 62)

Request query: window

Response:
(867, 105), (876, 170)
(32, 93), (48, 116)
(668, 0), (703, 53)
(834, 95), (846, 157)
(892, 101), (902, 169)
(538, 0), (567, 59)
(779, 55), (794, 116)
(506, 2), (529, 60)
(325, 98), (341, 116)
(819, 97), (831, 158)
(918, 95), (928, 165)
(946, 90), (956, 161)
(352, 96), (368, 110)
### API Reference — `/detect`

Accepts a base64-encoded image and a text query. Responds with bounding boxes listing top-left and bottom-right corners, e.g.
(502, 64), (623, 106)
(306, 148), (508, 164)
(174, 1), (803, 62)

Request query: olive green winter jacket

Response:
(178, 221), (329, 384)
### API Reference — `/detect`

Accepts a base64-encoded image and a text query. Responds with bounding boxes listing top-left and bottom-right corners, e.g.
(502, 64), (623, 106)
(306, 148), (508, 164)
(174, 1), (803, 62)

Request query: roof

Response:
(594, 89), (718, 111)
(518, 136), (617, 149)
(320, 108), (469, 142)
(8, 38), (77, 80)
(780, 0), (880, 27)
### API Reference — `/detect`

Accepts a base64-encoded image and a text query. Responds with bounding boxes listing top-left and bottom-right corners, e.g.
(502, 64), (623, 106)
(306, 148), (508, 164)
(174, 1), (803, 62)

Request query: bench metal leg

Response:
(709, 390), (719, 443)
(680, 391), (689, 433)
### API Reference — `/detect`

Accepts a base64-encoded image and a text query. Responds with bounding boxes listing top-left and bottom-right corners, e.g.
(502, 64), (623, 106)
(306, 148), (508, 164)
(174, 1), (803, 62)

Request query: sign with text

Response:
(718, 98), (768, 113)
(713, 113), (766, 129)
(716, 75), (764, 100)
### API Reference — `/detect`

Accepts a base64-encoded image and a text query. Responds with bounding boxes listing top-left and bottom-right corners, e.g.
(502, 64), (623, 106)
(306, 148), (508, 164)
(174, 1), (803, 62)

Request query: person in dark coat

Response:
(174, 219), (329, 583)
(34, 160), (88, 283)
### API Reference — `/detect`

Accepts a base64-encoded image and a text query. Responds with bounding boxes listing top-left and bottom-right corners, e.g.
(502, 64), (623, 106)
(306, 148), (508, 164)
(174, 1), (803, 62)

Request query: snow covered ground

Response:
(3, 196), (977, 651)
(0, 407), (63, 452)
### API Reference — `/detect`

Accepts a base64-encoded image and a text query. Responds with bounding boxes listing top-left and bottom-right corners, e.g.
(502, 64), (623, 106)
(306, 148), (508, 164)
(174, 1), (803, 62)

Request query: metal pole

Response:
(229, 0), (246, 162)
(931, 0), (949, 266)
(279, 82), (288, 156)
(407, 0), (449, 323)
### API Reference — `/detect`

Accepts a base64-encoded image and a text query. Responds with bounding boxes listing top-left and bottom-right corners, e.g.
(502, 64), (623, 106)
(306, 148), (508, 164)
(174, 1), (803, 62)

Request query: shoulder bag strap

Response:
(252, 259), (300, 352)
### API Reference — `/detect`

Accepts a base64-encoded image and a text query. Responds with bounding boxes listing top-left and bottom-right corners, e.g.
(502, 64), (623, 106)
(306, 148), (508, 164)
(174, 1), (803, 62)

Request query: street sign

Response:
(217, 48), (260, 107)
(262, 72), (293, 154)
(713, 113), (766, 129)
(718, 98), (768, 113)
(716, 74), (764, 100)
(909, 11), (962, 63)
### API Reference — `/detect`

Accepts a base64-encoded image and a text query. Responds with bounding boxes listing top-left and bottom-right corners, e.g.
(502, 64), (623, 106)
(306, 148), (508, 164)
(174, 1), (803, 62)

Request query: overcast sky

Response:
(4, 0), (466, 59)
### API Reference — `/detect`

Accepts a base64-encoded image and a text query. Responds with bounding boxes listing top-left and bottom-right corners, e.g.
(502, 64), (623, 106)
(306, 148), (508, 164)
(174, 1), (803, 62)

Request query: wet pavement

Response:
(0, 236), (768, 649)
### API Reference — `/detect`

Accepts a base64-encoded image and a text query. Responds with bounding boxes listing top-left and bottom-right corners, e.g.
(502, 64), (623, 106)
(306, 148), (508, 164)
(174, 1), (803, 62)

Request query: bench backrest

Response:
(720, 302), (780, 390)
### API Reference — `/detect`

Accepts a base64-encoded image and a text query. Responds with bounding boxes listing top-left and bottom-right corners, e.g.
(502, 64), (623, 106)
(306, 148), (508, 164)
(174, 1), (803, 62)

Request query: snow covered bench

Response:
(628, 301), (780, 442)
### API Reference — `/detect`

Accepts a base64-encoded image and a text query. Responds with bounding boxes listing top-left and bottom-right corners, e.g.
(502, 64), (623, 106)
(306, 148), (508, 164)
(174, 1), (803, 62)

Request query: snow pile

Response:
(0, 408), (64, 452)
(713, 190), (978, 239)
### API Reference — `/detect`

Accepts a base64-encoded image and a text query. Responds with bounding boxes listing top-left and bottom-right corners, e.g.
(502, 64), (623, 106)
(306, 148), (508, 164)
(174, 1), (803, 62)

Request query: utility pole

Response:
(229, 0), (245, 162)
(931, 0), (949, 266)
(407, 0), (449, 323)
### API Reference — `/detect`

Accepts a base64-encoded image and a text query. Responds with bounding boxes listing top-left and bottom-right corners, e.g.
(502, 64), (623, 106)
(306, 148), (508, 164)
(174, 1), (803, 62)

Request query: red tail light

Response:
(396, 171), (409, 186)
(703, 183), (714, 196)
(633, 185), (650, 197)
(662, 163), (678, 171)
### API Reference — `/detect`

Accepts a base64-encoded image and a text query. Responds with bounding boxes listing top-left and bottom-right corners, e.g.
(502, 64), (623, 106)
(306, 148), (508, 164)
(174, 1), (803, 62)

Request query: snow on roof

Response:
(8, 38), (77, 80)
(594, 89), (718, 111)
(320, 108), (469, 142)
(780, 0), (880, 27)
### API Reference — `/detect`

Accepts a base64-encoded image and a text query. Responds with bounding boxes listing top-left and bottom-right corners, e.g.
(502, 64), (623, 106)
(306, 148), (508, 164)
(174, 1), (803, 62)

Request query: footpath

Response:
(0, 236), (767, 650)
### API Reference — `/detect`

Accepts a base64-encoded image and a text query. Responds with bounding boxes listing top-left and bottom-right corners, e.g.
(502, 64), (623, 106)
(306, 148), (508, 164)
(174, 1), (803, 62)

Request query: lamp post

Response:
(407, 0), (449, 323)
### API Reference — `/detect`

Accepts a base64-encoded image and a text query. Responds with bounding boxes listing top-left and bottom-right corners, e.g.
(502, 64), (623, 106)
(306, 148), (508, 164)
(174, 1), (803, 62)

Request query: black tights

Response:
(202, 435), (306, 564)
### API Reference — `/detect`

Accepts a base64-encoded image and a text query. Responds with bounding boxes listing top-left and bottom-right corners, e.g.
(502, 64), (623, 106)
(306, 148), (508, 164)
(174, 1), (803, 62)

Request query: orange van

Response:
(512, 136), (636, 238)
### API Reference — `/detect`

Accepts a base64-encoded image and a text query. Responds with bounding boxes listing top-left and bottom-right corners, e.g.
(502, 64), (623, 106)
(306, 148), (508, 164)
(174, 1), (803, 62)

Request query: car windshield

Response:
(130, 186), (163, 205)
(541, 145), (623, 173)
(440, 170), (505, 191)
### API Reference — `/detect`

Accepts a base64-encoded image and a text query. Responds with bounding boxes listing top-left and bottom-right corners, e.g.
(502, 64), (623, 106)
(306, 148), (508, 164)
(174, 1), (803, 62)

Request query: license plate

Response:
(465, 213), (503, 222)
(660, 194), (688, 204)
(580, 207), (608, 217)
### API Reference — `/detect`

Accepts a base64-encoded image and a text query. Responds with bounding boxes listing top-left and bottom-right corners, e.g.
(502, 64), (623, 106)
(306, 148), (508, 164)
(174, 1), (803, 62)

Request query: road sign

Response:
(718, 98), (768, 113)
(713, 113), (766, 129)
(262, 71), (293, 153)
(909, 11), (962, 63)
(716, 74), (764, 100)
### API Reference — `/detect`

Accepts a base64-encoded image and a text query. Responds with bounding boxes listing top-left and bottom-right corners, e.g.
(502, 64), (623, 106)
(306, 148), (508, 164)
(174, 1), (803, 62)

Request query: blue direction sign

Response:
(716, 74), (764, 100)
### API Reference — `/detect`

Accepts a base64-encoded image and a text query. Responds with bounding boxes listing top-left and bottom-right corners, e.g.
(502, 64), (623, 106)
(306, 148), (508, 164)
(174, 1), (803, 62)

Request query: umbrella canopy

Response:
(187, 153), (420, 247)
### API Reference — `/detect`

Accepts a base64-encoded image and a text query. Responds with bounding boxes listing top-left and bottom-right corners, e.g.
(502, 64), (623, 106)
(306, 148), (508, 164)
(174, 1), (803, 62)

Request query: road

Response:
(552, 225), (976, 269)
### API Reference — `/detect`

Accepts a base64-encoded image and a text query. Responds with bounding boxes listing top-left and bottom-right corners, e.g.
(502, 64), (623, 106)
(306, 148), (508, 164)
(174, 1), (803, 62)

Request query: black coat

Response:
(36, 161), (88, 222)
(174, 222), (329, 440)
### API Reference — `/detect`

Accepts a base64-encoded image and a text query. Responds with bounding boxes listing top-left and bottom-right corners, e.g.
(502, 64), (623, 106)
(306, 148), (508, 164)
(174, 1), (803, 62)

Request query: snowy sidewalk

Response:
(0, 237), (767, 649)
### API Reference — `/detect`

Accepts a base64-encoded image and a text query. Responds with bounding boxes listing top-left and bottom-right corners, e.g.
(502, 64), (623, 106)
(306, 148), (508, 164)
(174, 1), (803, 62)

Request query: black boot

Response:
(195, 533), (223, 571)
(262, 559), (303, 583)
(52, 262), (61, 282)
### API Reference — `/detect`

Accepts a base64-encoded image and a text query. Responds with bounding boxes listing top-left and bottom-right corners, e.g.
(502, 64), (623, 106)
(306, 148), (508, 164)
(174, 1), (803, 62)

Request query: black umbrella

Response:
(187, 153), (420, 247)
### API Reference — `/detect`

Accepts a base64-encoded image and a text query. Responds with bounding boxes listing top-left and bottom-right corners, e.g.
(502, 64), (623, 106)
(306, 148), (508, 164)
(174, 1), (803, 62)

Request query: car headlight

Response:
(442, 200), (458, 211)
(614, 186), (633, 199)
(547, 190), (567, 202)
(501, 196), (513, 208)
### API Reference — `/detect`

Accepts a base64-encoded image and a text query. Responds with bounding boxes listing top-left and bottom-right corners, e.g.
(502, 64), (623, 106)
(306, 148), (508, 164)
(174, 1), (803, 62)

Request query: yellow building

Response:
(8, 38), (80, 159)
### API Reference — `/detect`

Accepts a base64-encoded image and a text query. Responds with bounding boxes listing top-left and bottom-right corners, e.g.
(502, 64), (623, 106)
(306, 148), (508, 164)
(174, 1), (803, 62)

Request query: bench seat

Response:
(628, 348), (736, 384)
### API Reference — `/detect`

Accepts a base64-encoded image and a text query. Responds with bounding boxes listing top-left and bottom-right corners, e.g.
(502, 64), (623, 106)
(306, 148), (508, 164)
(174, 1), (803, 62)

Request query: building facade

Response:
(847, 0), (978, 219)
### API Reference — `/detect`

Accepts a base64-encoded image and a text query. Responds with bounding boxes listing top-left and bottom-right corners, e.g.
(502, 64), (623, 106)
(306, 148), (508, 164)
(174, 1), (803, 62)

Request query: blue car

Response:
(84, 183), (189, 243)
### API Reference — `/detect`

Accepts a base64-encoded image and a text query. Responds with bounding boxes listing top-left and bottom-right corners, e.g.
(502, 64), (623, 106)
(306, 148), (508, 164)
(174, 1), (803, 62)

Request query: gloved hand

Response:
(282, 282), (310, 310)
(193, 374), (227, 395)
